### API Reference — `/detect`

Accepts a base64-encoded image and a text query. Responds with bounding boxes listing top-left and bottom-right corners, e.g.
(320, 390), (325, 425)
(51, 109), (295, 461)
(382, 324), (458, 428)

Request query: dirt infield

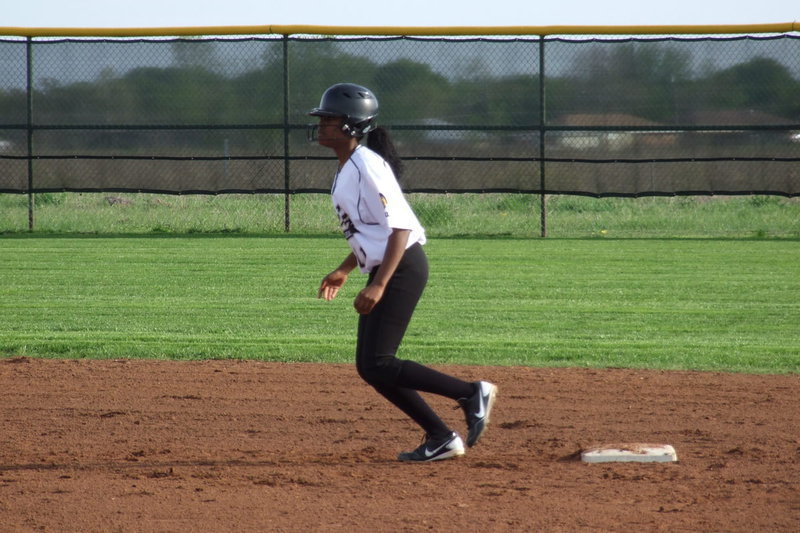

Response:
(1, 358), (798, 532)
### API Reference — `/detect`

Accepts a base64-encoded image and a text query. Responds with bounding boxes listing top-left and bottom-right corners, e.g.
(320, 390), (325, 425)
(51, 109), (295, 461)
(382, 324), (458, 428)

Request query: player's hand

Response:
(354, 283), (385, 315)
(318, 270), (348, 301)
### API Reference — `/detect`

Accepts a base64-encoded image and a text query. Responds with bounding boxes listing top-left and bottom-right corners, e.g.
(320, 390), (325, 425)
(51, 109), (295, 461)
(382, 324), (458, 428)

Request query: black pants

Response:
(356, 243), (473, 439)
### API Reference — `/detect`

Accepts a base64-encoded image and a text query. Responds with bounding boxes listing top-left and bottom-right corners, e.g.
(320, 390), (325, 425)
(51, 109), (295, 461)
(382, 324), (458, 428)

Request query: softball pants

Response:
(355, 243), (474, 439)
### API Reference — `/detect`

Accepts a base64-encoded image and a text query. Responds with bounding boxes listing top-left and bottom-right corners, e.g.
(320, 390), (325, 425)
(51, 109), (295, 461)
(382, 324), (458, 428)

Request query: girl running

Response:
(312, 83), (497, 462)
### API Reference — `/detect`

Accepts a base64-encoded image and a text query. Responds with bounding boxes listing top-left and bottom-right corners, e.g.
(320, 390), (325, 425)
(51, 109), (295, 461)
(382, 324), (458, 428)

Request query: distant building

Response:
(552, 113), (677, 150)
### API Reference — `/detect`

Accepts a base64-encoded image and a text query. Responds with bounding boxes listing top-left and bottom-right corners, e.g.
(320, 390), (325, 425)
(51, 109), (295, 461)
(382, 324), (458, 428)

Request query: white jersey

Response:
(331, 145), (426, 273)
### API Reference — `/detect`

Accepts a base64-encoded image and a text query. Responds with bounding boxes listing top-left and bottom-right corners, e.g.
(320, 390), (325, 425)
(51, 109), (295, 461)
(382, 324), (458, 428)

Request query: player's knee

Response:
(358, 354), (402, 386)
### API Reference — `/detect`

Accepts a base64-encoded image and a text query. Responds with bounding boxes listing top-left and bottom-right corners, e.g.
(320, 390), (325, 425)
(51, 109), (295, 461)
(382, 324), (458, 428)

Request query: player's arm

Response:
(318, 253), (358, 301)
(353, 228), (410, 314)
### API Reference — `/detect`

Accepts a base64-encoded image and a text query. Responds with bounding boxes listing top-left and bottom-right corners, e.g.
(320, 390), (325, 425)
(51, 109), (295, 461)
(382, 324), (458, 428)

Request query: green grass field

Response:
(1, 193), (799, 238)
(1, 235), (797, 373)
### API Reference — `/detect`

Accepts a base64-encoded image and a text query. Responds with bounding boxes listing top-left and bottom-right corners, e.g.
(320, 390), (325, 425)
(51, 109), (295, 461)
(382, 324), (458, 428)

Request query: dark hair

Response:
(366, 126), (404, 180)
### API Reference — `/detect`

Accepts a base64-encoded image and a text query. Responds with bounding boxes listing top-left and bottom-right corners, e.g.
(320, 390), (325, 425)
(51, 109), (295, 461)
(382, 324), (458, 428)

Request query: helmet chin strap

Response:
(341, 120), (373, 138)
(341, 123), (364, 138)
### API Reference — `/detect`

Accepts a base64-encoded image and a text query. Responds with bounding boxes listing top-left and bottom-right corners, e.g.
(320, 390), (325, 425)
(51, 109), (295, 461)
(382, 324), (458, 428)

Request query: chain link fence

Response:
(0, 26), (798, 235)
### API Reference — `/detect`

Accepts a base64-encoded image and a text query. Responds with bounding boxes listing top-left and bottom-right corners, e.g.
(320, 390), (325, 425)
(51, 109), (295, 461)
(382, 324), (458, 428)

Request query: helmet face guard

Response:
(309, 83), (378, 138)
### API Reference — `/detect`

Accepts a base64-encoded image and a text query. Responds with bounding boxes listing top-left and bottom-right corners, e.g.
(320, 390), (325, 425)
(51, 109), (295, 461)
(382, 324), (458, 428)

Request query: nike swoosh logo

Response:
(424, 440), (450, 458)
(475, 390), (487, 419)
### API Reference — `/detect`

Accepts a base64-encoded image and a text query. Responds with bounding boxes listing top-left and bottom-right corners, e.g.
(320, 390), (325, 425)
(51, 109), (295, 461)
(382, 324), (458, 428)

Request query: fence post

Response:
(538, 36), (547, 238)
(26, 37), (34, 232)
(282, 34), (291, 232)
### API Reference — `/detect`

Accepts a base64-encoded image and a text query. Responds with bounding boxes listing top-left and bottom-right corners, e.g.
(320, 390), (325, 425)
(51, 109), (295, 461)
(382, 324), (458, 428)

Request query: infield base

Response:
(581, 443), (678, 463)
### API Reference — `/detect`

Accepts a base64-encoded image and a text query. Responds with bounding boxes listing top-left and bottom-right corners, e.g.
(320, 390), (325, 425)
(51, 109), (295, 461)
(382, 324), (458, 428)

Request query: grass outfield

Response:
(1, 235), (797, 373)
(1, 193), (799, 238)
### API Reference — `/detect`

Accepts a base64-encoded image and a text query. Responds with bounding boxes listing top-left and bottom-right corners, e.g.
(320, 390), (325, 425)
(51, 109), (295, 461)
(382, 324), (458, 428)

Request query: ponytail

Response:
(366, 126), (404, 180)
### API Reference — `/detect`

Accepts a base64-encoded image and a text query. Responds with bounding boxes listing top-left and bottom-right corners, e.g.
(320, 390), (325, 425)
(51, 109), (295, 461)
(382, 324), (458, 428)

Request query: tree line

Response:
(1, 40), (798, 134)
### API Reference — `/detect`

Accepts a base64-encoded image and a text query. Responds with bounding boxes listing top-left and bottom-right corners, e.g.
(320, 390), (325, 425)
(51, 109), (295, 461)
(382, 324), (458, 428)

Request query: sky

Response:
(3, 0), (798, 29)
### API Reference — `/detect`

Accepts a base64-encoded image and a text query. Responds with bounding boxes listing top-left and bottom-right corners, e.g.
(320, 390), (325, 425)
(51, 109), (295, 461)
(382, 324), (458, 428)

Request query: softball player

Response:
(312, 83), (497, 462)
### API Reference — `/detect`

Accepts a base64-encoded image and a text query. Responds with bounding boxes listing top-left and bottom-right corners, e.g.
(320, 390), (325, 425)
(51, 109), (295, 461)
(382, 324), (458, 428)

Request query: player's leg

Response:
(356, 296), (453, 439)
(356, 243), (473, 401)
(356, 243), (496, 452)
(357, 308), (466, 461)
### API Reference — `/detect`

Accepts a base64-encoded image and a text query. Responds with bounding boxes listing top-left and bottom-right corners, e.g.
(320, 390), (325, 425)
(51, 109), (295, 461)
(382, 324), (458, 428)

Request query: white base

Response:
(581, 443), (678, 463)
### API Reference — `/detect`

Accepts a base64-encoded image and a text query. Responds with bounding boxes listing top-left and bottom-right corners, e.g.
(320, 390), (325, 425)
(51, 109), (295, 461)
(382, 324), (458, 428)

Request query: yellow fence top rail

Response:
(0, 22), (798, 38)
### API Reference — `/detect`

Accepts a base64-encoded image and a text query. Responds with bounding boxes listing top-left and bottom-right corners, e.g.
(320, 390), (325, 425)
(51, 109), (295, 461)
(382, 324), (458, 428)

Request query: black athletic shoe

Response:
(459, 381), (498, 447)
(397, 432), (465, 462)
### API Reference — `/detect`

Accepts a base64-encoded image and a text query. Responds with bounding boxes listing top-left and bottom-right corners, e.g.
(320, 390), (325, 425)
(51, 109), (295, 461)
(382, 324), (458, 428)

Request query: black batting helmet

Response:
(309, 83), (378, 138)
